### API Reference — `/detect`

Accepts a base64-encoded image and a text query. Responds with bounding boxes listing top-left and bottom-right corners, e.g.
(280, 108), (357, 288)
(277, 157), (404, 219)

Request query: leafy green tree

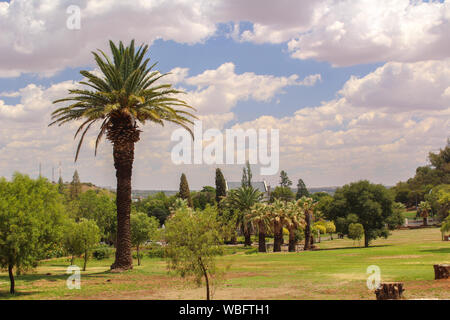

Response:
(192, 187), (216, 210)
(77, 190), (117, 244)
(164, 206), (224, 300)
(69, 170), (82, 200)
(296, 178), (310, 200)
(50, 40), (196, 271)
(225, 186), (263, 246)
(58, 176), (65, 195)
(329, 181), (394, 247)
(0, 173), (66, 294)
(386, 202), (406, 230)
(348, 223), (364, 246)
(325, 221), (336, 240)
(179, 173), (193, 208)
(270, 186), (295, 203)
(440, 216), (450, 240)
(280, 171), (292, 188)
(64, 218), (101, 271)
(131, 212), (159, 266)
(215, 168), (227, 204)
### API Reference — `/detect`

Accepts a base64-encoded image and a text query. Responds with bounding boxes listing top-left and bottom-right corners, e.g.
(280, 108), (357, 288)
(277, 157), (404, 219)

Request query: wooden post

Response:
(375, 282), (405, 300)
(433, 264), (450, 280)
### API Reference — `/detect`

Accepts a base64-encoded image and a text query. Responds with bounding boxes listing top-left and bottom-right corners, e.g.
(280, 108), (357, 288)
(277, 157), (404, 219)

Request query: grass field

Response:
(1, 227), (448, 300)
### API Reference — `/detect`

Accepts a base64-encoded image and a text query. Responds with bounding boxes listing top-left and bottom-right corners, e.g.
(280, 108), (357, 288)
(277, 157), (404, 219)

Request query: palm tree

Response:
(268, 199), (287, 252)
(299, 197), (318, 251)
(226, 186), (263, 246)
(247, 203), (271, 252)
(418, 201), (432, 226)
(50, 40), (196, 271)
(284, 201), (306, 252)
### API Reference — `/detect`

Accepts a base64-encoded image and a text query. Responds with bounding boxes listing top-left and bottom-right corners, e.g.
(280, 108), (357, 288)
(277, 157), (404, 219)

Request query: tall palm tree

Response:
(284, 201), (306, 252)
(247, 203), (271, 252)
(226, 186), (263, 246)
(299, 197), (318, 251)
(50, 40), (196, 271)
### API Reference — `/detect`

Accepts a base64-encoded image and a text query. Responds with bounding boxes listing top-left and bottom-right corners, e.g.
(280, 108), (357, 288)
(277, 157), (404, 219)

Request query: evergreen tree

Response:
(280, 170), (292, 188)
(296, 178), (309, 200)
(69, 170), (81, 200)
(58, 176), (65, 194)
(179, 173), (193, 207)
(215, 168), (227, 204)
(241, 161), (252, 188)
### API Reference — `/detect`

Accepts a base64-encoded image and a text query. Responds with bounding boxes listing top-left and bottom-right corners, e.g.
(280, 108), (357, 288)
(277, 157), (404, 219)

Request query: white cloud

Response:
(178, 62), (320, 114)
(286, 0), (450, 66)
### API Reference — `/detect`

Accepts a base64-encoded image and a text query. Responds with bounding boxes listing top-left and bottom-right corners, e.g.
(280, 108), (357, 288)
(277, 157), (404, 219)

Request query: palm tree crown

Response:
(50, 40), (196, 160)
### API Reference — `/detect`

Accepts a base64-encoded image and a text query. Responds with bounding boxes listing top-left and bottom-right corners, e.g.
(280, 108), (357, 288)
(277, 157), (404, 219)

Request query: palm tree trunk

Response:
(304, 213), (311, 251)
(258, 221), (266, 253)
(137, 244), (141, 266)
(273, 221), (282, 252)
(111, 137), (135, 271)
(288, 228), (296, 252)
(244, 228), (252, 247)
(8, 264), (15, 294)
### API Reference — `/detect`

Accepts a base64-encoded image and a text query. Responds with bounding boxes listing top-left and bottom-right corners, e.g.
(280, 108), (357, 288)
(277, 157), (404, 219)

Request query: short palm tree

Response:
(284, 201), (306, 252)
(247, 203), (271, 252)
(226, 186), (263, 246)
(268, 199), (287, 252)
(50, 40), (196, 271)
(298, 197), (318, 251)
(418, 201), (432, 226)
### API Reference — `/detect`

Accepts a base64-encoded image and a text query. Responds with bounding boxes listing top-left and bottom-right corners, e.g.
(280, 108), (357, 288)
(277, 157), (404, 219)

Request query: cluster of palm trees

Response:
(225, 186), (320, 253)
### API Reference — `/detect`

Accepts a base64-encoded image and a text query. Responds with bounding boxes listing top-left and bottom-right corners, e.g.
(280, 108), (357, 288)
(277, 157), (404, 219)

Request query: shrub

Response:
(244, 247), (258, 255)
(147, 246), (165, 258)
(348, 223), (364, 246)
(92, 245), (114, 260)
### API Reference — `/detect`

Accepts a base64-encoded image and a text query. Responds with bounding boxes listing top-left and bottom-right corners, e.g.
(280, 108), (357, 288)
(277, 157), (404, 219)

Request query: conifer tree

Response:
(70, 170), (82, 200)
(215, 168), (227, 204)
(296, 178), (309, 200)
(179, 173), (193, 207)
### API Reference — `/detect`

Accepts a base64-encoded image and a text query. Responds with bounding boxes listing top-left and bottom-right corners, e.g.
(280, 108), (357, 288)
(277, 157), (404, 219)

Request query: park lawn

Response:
(0, 227), (448, 300)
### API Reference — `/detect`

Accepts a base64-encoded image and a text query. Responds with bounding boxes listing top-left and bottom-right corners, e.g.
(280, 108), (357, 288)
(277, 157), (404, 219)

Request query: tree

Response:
(63, 220), (84, 265)
(225, 187), (263, 246)
(75, 190), (117, 244)
(329, 181), (394, 247)
(267, 200), (287, 252)
(440, 216), (450, 240)
(241, 161), (252, 188)
(280, 171), (292, 188)
(270, 186), (295, 203)
(296, 178), (309, 200)
(164, 206), (224, 300)
(299, 197), (319, 251)
(247, 203), (271, 252)
(131, 212), (159, 266)
(0, 173), (66, 294)
(284, 201), (306, 252)
(69, 170), (81, 200)
(58, 176), (65, 194)
(78, 219), (101, 271)
(192, 187), (216, 210)
(50, 40), (196, 271)
(348, 223), (364, 246)
(179, 173), (193, 208)
(386, 202), (406, 230)
(325, 221), (336, 240)
(418, 201), (432, 226)
(215, 168), (227, 204)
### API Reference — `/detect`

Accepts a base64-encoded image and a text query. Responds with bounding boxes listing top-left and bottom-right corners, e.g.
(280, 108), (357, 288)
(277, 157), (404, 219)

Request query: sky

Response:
(0, 0), (449, 190)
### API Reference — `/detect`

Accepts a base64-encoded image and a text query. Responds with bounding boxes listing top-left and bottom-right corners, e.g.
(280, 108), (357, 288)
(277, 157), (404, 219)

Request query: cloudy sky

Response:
(0, 0), (449, 190)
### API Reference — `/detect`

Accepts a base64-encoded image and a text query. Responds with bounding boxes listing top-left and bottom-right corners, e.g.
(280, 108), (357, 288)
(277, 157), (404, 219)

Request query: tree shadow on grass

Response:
(0, 269), (113, 284)
(0, 290), (40, 299)
(316, 245), (391, 251)
(419, 248), (450, 254)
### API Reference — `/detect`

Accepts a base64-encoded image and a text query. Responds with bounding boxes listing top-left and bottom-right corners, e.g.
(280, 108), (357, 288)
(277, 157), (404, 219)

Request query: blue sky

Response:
(0, 0), (448, 189)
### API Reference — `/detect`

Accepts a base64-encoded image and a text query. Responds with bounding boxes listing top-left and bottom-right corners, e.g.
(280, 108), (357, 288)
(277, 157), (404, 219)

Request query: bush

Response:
(92, 245), (114, 260)
(244, 247), (258, 255)
(147, 246), (165, 258)
(348, 223), (364, 245)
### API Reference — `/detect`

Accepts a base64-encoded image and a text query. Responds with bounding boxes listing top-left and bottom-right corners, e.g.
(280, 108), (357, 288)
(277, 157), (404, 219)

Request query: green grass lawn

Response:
(1, 227), (448, 300)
